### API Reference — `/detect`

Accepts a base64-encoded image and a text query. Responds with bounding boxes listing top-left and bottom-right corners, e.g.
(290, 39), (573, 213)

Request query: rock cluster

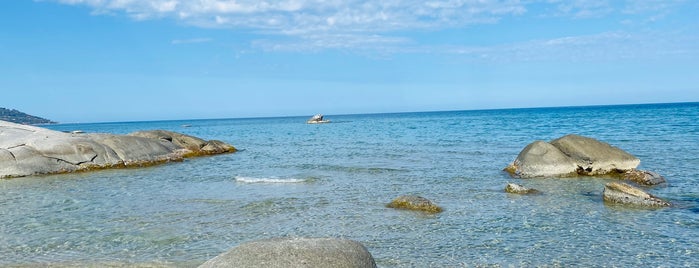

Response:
(505, 134), (665, 185)
(199, 237), (376, 268)
(506, 134), (671, 208)
(0, 120), (235, 178)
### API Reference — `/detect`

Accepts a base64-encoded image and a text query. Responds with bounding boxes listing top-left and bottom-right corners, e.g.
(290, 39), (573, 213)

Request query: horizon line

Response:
(50, 101), (698, 125)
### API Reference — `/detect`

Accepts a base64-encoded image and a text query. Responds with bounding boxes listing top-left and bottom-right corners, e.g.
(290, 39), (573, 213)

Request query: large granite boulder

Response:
(0, 120), (236, 178)
(386, 195), (443, 213)
(505, 134), (663, 185)
(603, 182), (671, 208)
(503, 140), (579, 178)
(199, 237), (376, 268)
(550, 135), (640, 175)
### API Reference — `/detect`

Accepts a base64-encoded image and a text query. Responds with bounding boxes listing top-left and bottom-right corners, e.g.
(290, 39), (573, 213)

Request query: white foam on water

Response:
(234, 176), (310, 184)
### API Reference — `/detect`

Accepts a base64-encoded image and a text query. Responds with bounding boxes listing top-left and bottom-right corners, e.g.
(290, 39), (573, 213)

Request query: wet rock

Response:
(505, 183), (540, 194)
(622, 169), (666, 186)
(387, 195), (443, 213)
(0, 120), (236, 178)
(506, 134), (643, 178)
(199, 237), (376, 268)
(602, 182), (670, 208)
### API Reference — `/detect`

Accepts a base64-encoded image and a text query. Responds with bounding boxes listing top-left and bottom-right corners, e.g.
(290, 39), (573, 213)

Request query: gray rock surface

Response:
(199, 237), (376, 268)
(505, 134), (642, 178)
(602, 182), (670, 207)
(0, 120), (235, 178)
(550, 134), (640, 175)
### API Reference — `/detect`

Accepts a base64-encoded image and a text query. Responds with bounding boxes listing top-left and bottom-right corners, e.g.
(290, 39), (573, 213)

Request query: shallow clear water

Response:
(1, 103), (698, 267)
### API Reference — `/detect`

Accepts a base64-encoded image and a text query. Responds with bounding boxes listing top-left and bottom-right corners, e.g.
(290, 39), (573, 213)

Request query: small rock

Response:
(199, 237), (376, 268)
(505, 183), (540, 194)
(387, 195), (443, 213)
(622, 169), (666, 186)
(602, 182), (670, 208)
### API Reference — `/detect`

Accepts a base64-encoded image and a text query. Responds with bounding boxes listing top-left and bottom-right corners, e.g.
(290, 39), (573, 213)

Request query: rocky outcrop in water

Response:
(387, 195), (443, 213)
(603, 182), (671, 208)
(0, 120), (236, 178)
(505, 183), (540, 195)
(199, 237), (376, 268)
(505, 134), (665, 185)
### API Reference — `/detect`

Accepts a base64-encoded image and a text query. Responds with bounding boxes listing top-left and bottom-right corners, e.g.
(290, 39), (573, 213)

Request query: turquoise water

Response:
(1, 103), (698, 267)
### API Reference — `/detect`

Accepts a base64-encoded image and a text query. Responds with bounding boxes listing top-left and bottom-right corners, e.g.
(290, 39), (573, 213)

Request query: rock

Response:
(504, 140), (579, 178)
(622, 169), (666, 186)
(307, 114), (330, 124)
(129, 130), (236, 156)
(602, 182), (670, 207)
(199, 237), (376, 268)
(0, 120), (236, 178)
(505, 134), (645, 179)
(386, 195), (443, 213)
(550, 134), (640, 175)
(505, 183), (540, 194)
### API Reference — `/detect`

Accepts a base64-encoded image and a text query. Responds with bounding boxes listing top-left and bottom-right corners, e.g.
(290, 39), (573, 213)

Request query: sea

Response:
(1, 102), (698, 267)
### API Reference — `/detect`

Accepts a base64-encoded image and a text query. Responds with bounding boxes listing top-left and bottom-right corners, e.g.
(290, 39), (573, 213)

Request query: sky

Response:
(1, 0), (698, 123)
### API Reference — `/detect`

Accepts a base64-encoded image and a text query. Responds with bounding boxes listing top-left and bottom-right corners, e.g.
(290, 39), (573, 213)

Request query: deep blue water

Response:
(1, 102), (698, 267)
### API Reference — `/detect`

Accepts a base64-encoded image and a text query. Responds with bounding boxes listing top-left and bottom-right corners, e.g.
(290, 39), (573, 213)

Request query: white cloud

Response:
(438, 31), (699, 62)
(47, 0), (696, 56)
(171, 38), (213, 45)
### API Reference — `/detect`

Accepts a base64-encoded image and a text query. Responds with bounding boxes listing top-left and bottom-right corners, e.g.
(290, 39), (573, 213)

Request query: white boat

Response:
(306, 114), (330, 124)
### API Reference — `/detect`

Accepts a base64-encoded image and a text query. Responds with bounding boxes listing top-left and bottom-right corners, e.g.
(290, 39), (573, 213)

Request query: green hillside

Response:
(0, 108), (56, 125)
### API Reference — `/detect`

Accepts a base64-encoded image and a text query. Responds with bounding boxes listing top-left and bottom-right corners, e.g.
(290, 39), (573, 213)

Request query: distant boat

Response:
(181, 124), (192, 128)
(306, 114), (330, 124)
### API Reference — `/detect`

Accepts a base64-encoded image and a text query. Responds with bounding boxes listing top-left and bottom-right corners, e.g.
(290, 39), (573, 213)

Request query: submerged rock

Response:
(387, 195), (443, 213)
(602, 182), (670, 208)
(199, 237), (376, 268)
(0, 120), (236, 178)
(622, 169), (666, 186)
(505, 134), (654, 180)
(505, 183), (540, 195)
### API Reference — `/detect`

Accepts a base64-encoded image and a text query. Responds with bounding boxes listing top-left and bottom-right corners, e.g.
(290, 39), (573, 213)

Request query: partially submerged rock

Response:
(387, 195), (443, 213)
(0, 120), (236, 178)
(505, 183), (540, 195)
(306, 114), (330, 124)
(603, 182), (670, 208)
(199, 237), (376, 268)
(505, 134), (664, 185)
(622, 169), (666, 186)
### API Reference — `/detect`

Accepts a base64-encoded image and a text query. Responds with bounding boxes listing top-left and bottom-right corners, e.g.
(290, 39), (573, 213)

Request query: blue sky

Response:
(2, 0), (698, 123)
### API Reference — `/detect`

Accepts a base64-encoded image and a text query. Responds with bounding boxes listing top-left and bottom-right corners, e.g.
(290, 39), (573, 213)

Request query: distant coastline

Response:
(0, 107), (56, 125)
